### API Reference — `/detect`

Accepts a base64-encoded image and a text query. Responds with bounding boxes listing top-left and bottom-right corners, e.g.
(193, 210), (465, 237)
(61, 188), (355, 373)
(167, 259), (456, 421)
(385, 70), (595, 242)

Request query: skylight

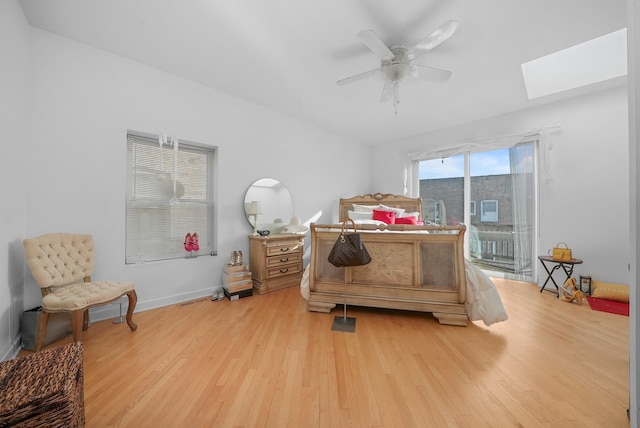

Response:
(521, 28), (627, 100)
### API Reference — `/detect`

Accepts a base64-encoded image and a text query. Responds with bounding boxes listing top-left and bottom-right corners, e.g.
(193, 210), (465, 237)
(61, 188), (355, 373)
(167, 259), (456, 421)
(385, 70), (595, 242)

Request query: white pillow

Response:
(398, 211), (419, 219)
(353, 219), (387, 226)
(352, 204), (380, 212)
(378, 204), (406, 217)
(348, 210), (373, 220)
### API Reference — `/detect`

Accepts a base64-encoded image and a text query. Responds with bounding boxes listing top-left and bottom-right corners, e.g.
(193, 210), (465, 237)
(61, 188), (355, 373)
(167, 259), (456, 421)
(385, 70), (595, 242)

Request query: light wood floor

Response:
(30, 279), (629, 427)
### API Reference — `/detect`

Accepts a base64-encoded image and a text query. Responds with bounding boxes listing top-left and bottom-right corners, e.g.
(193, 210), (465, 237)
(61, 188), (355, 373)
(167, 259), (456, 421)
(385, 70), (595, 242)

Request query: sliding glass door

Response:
(418, 140), (537, 282)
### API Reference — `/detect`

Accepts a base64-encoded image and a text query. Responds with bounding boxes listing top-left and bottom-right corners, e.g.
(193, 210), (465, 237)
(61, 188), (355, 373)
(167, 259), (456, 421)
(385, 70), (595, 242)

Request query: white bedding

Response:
(463, 259), (508, 326)
(299, 259), (508, 327)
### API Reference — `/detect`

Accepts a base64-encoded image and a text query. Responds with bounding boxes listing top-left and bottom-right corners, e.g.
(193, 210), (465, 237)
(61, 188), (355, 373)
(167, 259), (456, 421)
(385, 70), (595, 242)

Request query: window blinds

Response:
(125, 132), (216, 263)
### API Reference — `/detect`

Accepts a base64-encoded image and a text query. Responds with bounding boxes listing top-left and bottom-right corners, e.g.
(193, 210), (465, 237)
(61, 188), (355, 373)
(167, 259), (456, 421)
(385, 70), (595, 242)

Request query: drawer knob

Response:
(280, 258), (289, 263)
(280, 247), (290, 252)
(280, 268), (289, 273)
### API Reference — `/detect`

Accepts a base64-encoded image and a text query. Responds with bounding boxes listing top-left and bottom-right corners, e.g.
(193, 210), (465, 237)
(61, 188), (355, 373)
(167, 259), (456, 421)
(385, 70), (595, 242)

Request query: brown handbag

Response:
(327, 219), (372, 267)
(551, 242), (572, 261)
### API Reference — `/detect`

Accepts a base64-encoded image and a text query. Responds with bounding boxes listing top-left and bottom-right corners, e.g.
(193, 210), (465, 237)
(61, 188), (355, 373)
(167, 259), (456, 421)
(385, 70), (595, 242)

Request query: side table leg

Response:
(540, 263), (561, 294)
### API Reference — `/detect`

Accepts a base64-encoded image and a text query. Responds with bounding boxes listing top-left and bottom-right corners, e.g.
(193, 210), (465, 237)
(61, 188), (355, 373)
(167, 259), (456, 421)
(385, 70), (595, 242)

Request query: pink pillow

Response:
(372, 209), (396, 224)
(395, 216), (418, 225)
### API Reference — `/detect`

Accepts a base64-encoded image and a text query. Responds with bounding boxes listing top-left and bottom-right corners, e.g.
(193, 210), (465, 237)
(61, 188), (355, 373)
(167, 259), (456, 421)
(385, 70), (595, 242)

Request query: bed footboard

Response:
(308, 223), (468, 326)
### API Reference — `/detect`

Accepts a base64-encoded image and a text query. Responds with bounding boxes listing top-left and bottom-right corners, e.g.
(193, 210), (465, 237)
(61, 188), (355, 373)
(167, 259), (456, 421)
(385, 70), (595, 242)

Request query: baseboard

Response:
(1, 335), (23, 361)
(89, 286), (223, 323)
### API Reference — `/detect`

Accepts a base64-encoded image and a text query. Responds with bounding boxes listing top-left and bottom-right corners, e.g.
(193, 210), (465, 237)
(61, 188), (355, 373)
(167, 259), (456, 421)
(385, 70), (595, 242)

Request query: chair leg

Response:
(82, 309), (90, 331)
(35, 311), (50, 352)
(71, 311), (84, 344)
(125, 290), (138, 331)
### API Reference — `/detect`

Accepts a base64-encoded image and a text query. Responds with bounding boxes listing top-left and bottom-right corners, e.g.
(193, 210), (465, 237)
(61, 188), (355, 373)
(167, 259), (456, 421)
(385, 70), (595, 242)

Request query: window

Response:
(480, 200), (498, 222)
(125, 132), (217, 263)
(417, 140), (537, 282)
(434, 201), (442, 224)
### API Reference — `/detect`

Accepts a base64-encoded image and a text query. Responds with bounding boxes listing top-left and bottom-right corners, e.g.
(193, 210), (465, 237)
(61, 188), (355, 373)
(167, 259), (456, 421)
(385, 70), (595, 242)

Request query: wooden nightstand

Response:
(249, 234), (304, 294)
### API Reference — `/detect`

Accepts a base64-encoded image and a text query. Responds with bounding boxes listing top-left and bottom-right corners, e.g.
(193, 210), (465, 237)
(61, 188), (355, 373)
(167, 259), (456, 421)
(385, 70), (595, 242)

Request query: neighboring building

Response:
(420, 175), (517, 270)
(419, 175), (512, 229)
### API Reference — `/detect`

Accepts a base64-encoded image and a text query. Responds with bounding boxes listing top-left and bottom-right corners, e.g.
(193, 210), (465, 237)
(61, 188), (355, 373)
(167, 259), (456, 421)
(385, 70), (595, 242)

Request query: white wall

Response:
(371, 85), (629, 285)
(0, 0), (30, 360)
(0, 18), (370, 358)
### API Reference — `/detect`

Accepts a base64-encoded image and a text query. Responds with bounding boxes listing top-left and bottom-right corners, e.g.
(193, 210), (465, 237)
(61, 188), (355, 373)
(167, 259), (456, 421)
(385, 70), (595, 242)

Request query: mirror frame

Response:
(244, 178), (294, 234)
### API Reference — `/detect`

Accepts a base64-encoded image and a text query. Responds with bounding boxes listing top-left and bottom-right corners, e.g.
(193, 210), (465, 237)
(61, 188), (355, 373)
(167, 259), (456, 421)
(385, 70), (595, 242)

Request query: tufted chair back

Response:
(24, 233), (96, 290)
(23, 233), (137, 352)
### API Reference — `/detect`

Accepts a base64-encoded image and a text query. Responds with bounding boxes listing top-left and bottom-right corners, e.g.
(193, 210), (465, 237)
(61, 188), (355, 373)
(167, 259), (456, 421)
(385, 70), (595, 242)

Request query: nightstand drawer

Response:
(266, 263), (301, 279)
(266, 253), (301, 268)
(266, 241), (302, 257)
(250, 234), (305, 294)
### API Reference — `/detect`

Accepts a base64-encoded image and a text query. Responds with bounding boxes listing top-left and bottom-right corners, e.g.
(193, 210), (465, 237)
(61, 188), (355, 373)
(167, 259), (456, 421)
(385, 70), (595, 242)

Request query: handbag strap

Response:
(340, 218), (357, 242)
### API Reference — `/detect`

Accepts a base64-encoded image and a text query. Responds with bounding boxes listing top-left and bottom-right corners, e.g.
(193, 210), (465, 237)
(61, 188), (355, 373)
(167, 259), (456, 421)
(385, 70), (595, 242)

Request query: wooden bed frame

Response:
(307, 193), (468, 326)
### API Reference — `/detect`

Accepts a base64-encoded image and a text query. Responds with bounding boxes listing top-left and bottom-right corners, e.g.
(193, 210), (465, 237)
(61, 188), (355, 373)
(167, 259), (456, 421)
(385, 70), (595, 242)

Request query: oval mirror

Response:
(244, 178), (294, 234)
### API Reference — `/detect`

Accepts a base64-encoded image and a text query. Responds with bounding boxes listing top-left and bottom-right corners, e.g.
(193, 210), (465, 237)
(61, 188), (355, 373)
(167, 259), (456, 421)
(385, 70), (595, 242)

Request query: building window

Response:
(480, 200), (498, 222)
(470, 201), (476, 216)
(125, 131), (217, 264)
(434, 201), (442, 224)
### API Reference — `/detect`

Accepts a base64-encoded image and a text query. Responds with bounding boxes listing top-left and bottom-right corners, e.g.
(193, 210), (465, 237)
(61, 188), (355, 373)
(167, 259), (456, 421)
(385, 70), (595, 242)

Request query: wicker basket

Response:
(0, 342), (84, 427)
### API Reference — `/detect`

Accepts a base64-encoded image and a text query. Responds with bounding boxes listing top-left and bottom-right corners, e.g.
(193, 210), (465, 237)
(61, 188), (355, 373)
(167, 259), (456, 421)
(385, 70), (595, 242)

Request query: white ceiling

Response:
(19, 0), (627, 144)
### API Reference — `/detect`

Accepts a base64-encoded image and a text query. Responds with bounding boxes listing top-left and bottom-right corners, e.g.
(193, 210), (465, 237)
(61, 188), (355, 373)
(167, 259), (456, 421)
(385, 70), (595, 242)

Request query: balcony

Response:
(470, 228), (531, 275)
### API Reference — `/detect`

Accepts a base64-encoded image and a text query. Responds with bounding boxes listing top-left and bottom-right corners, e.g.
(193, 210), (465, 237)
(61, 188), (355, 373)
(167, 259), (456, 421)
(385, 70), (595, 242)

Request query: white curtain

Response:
(408, 134), (526, 162)
(406, 129), (541, 197)
(509, 141), (536, 281)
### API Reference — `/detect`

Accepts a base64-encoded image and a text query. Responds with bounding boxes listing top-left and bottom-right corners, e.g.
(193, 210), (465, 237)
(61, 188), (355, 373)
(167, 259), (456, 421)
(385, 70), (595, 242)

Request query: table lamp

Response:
(247, 201), (262, 236)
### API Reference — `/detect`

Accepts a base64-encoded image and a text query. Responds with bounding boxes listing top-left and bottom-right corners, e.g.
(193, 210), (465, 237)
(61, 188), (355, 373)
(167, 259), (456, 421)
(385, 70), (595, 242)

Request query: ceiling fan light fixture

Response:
(381, 46), (411, 81)
(383, 62), (410, 82)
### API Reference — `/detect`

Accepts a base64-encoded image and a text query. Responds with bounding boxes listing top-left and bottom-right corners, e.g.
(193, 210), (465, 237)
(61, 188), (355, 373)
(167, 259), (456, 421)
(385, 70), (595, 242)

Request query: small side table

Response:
(538, 255), (583, 295)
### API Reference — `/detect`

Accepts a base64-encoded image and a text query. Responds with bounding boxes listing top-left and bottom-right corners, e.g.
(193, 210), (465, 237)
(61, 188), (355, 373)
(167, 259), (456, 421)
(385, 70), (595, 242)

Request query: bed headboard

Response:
(338, 193), (423, 222)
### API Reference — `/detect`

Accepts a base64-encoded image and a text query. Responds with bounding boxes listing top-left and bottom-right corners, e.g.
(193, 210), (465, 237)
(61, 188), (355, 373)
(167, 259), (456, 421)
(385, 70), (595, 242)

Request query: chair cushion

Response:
(42, 281), (135, 311)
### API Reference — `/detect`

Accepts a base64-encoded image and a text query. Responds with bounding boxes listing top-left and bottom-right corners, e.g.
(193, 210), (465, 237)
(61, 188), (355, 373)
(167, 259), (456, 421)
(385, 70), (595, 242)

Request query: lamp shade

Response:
(247, 201), (262, 215)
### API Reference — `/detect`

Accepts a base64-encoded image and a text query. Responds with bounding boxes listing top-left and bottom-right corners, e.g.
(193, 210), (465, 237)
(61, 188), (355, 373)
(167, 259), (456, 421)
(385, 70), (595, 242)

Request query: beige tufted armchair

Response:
(23, 233), (137, 351)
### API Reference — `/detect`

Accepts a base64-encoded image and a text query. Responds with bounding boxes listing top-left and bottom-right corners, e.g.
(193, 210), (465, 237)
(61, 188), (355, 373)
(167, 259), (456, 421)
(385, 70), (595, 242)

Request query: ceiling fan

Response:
(337, 20), (459, 112)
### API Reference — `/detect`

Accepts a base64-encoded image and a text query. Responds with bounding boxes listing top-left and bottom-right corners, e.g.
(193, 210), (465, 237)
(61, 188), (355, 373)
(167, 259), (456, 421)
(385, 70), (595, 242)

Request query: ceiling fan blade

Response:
(357, 30), (394, 60)
(337, 68), (380, 86)
(414, 20), (459, 52)
(410, 64), (452, 82)
(380, 80), (394, 102)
